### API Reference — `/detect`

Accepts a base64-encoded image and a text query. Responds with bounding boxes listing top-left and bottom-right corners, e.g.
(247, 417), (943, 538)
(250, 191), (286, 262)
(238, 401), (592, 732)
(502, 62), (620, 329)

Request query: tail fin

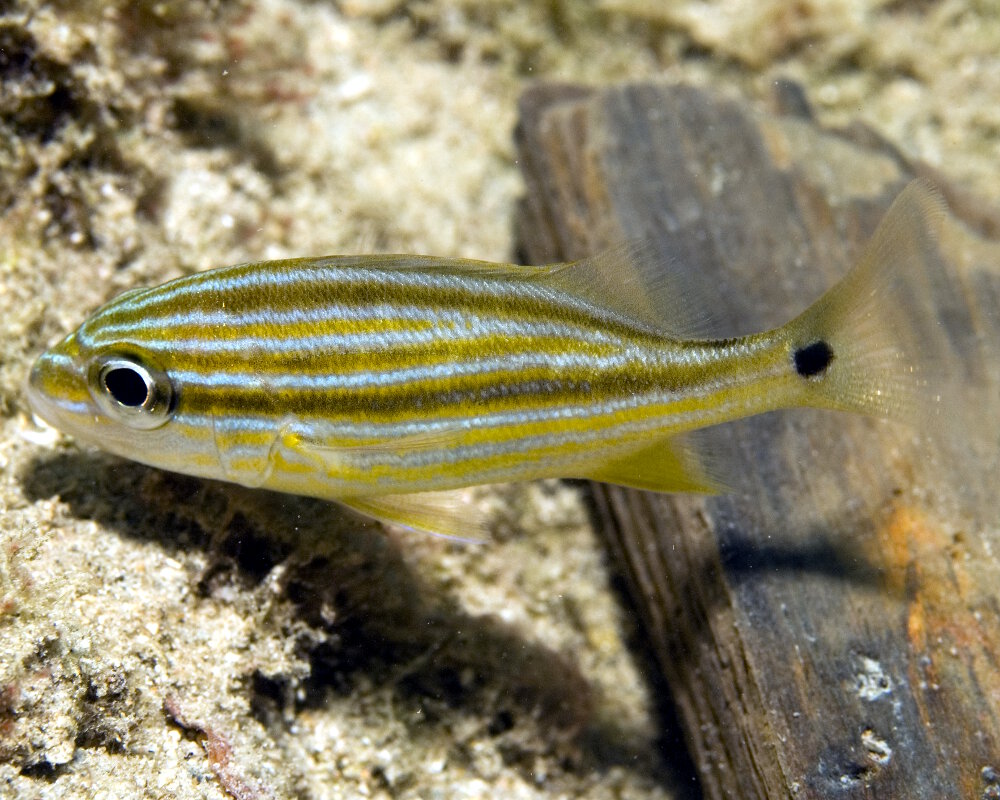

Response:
(782, 179), (949, 422)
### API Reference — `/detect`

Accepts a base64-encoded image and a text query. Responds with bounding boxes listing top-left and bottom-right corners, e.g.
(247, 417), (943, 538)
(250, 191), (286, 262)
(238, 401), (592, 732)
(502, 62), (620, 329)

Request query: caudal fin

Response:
(782, 179), (949, 422)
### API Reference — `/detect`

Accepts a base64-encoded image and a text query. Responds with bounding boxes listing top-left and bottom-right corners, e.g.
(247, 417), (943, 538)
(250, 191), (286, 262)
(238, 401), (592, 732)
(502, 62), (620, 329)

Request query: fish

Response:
(27, 180), (945, 538)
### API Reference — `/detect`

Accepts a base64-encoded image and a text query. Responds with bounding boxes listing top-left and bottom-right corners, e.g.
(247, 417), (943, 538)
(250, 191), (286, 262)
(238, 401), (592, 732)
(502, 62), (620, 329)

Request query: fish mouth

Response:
(26, 350), (95, 436)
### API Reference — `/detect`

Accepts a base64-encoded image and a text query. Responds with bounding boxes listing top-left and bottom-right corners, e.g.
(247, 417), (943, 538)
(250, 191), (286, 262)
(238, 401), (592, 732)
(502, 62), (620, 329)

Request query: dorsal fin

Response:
(535, 241), (715, 339)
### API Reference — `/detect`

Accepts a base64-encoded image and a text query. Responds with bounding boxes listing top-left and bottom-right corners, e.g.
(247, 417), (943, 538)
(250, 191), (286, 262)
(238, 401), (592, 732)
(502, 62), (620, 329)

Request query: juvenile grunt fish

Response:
(27, 181), (945, 537)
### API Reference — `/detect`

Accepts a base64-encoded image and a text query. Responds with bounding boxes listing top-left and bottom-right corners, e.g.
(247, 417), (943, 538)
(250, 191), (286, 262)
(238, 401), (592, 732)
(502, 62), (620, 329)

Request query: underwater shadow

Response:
(714, 529), (884, 587)
(20, 450), (686, 790)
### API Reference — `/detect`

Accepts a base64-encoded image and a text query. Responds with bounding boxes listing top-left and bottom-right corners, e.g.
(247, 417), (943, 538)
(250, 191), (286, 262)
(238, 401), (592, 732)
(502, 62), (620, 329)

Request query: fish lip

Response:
(25, 355), (56, 425)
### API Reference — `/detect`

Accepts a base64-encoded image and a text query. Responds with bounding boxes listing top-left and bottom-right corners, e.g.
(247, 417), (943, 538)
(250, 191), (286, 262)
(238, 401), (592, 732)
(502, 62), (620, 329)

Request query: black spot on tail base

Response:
(794, 340), (834, 378)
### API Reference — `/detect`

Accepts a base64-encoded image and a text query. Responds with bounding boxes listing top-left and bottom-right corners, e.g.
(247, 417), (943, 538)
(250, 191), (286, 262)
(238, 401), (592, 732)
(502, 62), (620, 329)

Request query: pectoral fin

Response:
(280, 422), (471, 469)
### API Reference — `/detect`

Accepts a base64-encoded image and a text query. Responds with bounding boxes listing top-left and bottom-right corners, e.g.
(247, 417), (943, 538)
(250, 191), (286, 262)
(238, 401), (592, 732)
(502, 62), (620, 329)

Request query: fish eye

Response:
(103, 365), (150, 407)
(90, 355), (175, 429)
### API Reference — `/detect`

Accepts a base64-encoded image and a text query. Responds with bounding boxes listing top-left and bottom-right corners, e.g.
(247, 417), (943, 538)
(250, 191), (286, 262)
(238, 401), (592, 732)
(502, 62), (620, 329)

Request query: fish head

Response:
(26, 292), (192, 471)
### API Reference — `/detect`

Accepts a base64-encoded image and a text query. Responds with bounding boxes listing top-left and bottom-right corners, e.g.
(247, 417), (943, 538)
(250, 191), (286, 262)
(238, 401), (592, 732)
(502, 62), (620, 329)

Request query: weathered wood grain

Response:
(515, 83), (1000, 800)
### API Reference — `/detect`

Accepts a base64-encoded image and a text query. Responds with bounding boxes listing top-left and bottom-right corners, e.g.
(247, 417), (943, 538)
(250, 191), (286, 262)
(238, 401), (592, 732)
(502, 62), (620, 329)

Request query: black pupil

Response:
(793, 340), (834, 378)
(104, 367), (150, 407)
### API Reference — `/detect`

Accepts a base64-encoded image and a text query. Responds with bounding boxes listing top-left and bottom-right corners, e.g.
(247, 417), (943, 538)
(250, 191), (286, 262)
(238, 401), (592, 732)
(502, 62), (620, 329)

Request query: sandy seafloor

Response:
(1, 1), (999, 798)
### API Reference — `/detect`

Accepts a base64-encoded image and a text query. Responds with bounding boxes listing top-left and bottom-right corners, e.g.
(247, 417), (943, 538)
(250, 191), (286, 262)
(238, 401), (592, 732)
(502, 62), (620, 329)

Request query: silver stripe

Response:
(113, 265), (557, 313)
(82, 313), (627, 352)
(168, 351), (637, 391)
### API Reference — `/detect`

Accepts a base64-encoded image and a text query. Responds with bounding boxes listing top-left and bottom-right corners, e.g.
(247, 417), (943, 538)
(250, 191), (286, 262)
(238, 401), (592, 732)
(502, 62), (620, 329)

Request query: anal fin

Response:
(580, 434), (728, 494)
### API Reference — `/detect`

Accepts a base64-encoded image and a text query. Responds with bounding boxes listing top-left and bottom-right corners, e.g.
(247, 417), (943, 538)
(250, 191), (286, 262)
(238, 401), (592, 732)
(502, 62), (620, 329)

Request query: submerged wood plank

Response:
(515, 83), (1000, 800)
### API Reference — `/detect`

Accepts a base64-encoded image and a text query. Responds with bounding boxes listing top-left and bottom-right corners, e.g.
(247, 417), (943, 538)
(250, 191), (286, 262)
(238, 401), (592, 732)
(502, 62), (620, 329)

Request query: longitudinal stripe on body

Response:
(239, 392), (764, 494)
(167, 359), (788, 469)
(167, 342), (772, 419)
(112, 258), (519, 313)
(194, 380), (779, 491)
(108, 260), (564, 313)
(168, 352), (639, 390)
(91, 312), (654, 364)
(93, 265), (661, 341)
(171, 383), (729, 445)
(178, 375), (657, 418)
(83, 315), (630, 356)
(82, 331), (629, 377)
